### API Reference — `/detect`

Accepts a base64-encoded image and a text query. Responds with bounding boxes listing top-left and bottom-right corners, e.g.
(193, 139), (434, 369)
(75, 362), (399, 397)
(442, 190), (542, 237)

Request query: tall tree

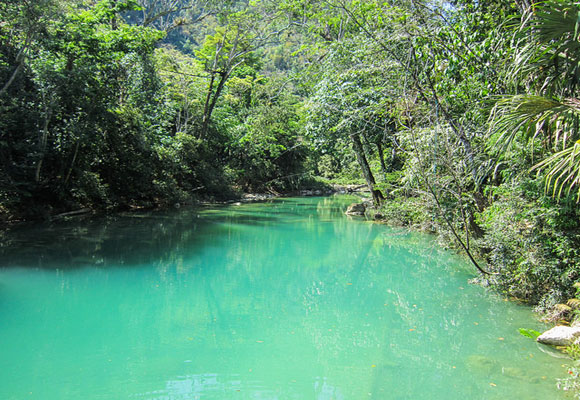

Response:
(195, 3), (290, 137)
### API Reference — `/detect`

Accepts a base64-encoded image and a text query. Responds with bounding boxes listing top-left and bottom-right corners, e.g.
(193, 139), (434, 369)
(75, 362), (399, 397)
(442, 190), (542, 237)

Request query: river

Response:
(0, 196), (570, 399)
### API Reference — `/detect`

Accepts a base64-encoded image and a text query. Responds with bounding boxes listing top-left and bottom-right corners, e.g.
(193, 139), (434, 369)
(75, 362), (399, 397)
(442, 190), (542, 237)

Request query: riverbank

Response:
(355, 192), (580, 316)
(0, 180), (377, 226)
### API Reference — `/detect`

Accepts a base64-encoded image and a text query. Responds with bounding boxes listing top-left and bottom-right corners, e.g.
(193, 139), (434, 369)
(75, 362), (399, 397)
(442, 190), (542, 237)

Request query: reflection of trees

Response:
(0, 196), (563, 399)
(0, 206), (284, 270)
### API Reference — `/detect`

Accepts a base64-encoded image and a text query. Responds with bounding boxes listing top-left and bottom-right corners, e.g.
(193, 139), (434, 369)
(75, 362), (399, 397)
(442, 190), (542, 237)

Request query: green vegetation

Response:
(519, 328), (541, 340)
(2, 0), (580, 310)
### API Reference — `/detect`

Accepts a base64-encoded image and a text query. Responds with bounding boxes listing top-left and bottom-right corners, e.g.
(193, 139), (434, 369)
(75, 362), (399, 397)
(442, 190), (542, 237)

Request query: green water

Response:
(0, 196), (571, 399)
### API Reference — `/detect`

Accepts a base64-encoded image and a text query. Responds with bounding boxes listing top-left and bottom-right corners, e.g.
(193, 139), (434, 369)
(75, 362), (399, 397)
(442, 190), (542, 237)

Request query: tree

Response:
(298, 0), (508, 274)
(304, 51), (391, 206)
(0, 0), (58, 97)
(133, 0), (223, 31)
(195, 3), (290, 137)
(0, 0), (169, 216)
(223, 73), (308, 192)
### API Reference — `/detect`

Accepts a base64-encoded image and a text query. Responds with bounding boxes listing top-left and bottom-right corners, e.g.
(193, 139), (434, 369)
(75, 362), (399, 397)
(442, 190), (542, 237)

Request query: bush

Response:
(475, 179), (580, 308)
(379, 195), (435, 230)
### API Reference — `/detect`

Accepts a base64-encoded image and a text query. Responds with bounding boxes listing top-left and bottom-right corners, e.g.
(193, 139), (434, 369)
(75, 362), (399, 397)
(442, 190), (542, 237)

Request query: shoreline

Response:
(0, 185), (372, 227)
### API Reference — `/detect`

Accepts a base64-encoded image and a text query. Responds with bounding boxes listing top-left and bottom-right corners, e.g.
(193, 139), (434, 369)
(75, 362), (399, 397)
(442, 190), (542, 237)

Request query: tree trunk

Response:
(0, 62), (23, 97)
(350, 132), (384, 207)
(0, 31), (33, 97)
(64, 141), (80, 185)
(201, 71), (217, 136)
(376, 141), (388, 180)
(111, 0), (118, 30)
(201, 71), (228, 137)
(389, 146), (399, 172)
(35, 95), (52, 183)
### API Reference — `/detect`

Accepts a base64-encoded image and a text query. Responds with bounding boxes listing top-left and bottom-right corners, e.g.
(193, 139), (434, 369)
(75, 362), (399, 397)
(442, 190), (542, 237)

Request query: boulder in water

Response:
(345, 203), (366, 216)
(537, 325), (580, 346)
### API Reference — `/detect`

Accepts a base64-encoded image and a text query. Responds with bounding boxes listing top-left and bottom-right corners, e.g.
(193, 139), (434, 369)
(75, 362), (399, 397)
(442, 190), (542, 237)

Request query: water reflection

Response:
(0, 196), (358, 270)
(0, 196), (569, 400)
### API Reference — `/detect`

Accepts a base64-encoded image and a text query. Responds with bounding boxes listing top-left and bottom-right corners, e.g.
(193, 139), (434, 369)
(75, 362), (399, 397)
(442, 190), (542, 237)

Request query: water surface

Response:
(0, 196), (570, 399)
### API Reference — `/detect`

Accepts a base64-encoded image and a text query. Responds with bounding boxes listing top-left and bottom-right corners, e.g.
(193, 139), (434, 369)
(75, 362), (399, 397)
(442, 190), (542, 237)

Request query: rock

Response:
(568, 298), (580, 310)
(501, 366), (527, 381)
(242, 193), (274, 202)
(334, 184), (367, 193)
(345, 203), (366, 216)
(537, 342), (570, 358)
(537, 325), (580, 346)
(545, 303), (574, 323)
(466, 355), (498, 375)
(373, 212), (384, 220)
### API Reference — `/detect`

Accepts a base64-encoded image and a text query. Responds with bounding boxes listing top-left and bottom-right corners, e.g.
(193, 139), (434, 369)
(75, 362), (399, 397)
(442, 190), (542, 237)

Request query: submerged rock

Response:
(537, 342), (570, 358)
(466, 355), (499, 375)
(345, 203), (366, 216)
(501, 366), (538, 383)
(537, 325), (580, 346)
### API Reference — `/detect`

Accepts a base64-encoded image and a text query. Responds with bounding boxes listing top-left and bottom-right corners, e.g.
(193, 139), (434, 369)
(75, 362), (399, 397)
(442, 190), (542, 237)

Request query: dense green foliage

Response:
(290, 0), (580, 309)
(2, 0), (580, 310)
(0, 0), (310, 219)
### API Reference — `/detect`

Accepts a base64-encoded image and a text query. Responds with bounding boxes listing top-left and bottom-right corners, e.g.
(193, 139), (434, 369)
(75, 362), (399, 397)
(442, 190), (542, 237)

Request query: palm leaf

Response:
(490, 2), (580, 200)
(489, 93), (580, 201)
(488, 95), (580, 153)
(533, 139), (580, 201)
(511, 1), (580, 94)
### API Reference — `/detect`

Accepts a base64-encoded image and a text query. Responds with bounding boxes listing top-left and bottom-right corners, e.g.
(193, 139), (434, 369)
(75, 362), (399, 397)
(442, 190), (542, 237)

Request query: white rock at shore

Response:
(537, 325), (580, 346)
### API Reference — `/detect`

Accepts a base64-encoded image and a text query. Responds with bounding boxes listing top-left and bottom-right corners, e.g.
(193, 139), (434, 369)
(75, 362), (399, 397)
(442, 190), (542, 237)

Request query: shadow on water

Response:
(0, 196), (357, 270)
(0, 209), (275, 270)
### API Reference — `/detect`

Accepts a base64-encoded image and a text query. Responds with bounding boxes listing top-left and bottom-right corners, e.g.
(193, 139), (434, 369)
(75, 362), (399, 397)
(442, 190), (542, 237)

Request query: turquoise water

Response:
(0, 196), (570, 399)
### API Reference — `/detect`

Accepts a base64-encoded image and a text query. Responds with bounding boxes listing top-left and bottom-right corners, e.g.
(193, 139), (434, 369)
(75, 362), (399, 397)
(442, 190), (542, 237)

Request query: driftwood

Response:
(51, 208), (92, 220)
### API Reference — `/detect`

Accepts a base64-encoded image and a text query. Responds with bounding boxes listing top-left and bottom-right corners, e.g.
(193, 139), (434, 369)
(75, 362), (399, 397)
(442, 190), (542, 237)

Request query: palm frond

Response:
(511, 1), (580, 94)
(533, 139), (580, 201)
(488, 94), (580, 154)
(532, 1), (580, 41)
